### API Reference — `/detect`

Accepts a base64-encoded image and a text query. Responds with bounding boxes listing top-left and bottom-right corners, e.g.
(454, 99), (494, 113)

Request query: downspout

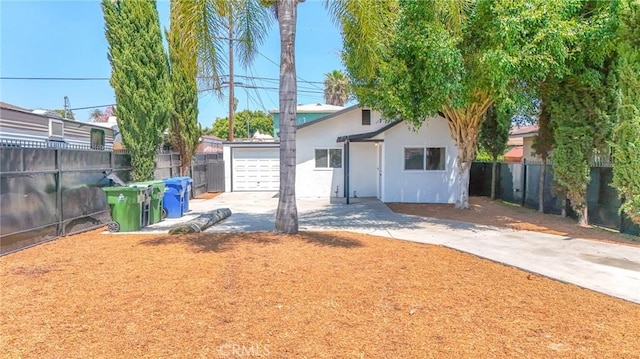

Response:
(344, 139), (350, 205)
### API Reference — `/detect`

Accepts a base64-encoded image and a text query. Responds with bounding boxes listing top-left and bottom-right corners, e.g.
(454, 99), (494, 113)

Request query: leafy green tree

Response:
(341, 0), (576, 209)
(532, 84), (555, 213)
(167, 0), (201, 176)
(612, 0), (640, 224)
(211, 109), (273, 140)
(50, 109), (75, 120)
(549, 1), (620, 227)
(478, 104), (510, 200)
(323, 70), (351, 106)
(103, 0), (171, 181)
(89, 108), (106, 122)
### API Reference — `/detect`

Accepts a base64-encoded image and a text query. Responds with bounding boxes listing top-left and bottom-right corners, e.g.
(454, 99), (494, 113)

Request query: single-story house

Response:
(223, 105), (459, 203)
(269, 103), (344, 138)
(509, 125), (539, 162)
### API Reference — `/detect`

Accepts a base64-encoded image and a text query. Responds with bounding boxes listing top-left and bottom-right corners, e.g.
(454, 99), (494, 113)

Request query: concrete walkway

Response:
(148, 192), (640, 304)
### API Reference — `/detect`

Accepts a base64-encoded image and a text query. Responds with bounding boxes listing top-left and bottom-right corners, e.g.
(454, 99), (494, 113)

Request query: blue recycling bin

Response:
(175, 176), (193, 213)
(162, 178), (186, 218)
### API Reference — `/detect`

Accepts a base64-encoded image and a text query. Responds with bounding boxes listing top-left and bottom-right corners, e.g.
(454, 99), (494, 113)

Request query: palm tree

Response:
(323, 69), (350, 106)
(175, 0), (394, 234)
(89, 108), (105, 122)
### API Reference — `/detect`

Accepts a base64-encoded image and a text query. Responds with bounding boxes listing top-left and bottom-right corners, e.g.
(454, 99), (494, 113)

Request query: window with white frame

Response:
(315, 148), (342, 169)
(404, 147), (445, 171)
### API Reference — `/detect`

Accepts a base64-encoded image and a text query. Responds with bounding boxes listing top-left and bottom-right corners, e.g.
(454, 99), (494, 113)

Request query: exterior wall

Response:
(523, 136), (539, 162)
(272, 112), (333, 137)
(382, 117), (459, 203)
(0, 107), (114, 148)
(223, 145), (232, 192)
(296, 108), (387, 198)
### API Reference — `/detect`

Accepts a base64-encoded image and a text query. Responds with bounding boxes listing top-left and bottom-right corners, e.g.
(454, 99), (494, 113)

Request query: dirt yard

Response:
(389, 196), (639, 246)
(1, 229), (639, 358)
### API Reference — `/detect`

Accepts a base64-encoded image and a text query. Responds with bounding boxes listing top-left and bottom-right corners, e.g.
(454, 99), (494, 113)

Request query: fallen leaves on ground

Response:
(389, 196), (639, 247)
(2, 229), (639, 358)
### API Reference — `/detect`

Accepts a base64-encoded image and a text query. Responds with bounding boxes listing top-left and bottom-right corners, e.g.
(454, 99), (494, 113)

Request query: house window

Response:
(404, 147), (445, 171)
(315, 148), (342, 169)
(91, 129), (105, 150)
(362, 109), (371, 125)
(49, 119), (64, 139)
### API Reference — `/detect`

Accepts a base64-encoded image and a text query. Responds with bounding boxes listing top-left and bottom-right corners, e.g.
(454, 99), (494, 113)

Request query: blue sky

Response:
(0, 0), (346, 127)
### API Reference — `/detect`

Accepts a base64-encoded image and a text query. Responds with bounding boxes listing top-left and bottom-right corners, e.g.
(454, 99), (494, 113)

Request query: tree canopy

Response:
(206, 109), (273, 140)
(341, 0), (580, 208)
(612, 0), (640, 224)
(103, 0), (171, 181)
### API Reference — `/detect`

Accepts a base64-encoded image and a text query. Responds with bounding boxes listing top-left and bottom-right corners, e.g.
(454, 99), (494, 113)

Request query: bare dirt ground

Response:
(194, 192), (222, 200)
(1, 229), (639, 358)
(389, 196), (639, 247)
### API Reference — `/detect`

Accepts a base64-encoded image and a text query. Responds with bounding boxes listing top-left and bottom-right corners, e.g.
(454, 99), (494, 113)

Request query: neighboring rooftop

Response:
(269, 103), (344, 114)
(510, 125), (539, 138)
(0, 101), (32, 112)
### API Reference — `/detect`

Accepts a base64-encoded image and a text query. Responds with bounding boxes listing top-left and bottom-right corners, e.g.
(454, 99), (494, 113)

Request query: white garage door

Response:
(232, 147), (280, 191)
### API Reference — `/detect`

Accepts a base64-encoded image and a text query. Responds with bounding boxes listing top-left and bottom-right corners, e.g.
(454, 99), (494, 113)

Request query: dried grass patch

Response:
(1, 229), (639, 358)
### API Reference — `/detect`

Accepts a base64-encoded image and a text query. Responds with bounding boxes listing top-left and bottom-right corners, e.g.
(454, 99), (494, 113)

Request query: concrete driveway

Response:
(161, 192), (640, 304)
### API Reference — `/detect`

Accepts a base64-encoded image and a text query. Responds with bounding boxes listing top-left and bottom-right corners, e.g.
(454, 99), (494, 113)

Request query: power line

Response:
(255, 51), (325, 91)
(0, 77), (110, 81)
(69, 104), (115, 111)
(1, 74), (325, 85)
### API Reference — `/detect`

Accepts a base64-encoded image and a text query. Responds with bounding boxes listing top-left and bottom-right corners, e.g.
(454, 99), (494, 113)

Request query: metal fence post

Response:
(521, 159), (527, 207)
(55, 148), (63, 236)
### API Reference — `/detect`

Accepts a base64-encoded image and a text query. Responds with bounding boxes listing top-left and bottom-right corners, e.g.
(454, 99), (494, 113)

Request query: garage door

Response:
(232, 148), (280, 191)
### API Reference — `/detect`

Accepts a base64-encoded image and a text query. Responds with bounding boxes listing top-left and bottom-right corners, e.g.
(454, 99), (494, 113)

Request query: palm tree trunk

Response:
(275, 0), (299, 234)
(228, 16), (235, 142)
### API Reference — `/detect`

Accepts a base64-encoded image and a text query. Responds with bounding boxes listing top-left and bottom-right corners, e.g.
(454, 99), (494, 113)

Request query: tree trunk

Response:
(538, 157), (546, 212)
(577, 205), (589, 227)
(275, 0), (299, 234)
(490, 157), (497, 200)
(228, 17), (235, 142)
(455, 160), (471, 209)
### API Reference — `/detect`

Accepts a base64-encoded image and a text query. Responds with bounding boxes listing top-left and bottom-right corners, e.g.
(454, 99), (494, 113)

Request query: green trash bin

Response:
(131, 180), (166, 225)
(102, 186), (149, 232)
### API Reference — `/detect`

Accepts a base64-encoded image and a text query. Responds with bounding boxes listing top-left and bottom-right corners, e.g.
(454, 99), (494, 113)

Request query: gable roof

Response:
(336, 120), (402, 143)
(0, 101), (32, 113)
(269, 103), (345, 114)
(510, 125), (539, 138)
(297, 105), (361, 130)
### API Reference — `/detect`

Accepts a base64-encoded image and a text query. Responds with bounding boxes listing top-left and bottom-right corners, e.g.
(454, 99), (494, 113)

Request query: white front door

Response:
(232, 148), (280, 191)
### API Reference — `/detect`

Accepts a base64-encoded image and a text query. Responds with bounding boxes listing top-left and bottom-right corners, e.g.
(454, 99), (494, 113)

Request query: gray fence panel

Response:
(207, 161), (225, 192)
(0, 172), (59, 254)
(470, 160), (639, 237)
(1, 145), (227, 254)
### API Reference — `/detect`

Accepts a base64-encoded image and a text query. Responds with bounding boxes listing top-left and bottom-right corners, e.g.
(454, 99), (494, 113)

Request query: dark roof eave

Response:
(297, 104), (361, 130)
(336, 120), (403, 143)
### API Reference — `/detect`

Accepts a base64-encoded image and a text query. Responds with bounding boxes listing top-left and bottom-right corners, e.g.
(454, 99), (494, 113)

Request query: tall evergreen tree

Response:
(549, 1), (620, 227)
(479, 104), (510, 200)
(102, 0), (171, 181)
(612, 0), (640, 224)
(167, 0), (201, 176)
(532, 82), (555, 213)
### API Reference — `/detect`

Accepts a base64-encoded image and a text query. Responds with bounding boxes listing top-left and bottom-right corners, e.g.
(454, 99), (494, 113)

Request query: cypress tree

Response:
(103, 0), (171, 181)
(612, 0), (640, 224)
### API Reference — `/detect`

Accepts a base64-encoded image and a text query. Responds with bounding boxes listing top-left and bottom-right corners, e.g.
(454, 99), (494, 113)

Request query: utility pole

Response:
(228, 15), (235, 142)
(63, 96), (71, 119)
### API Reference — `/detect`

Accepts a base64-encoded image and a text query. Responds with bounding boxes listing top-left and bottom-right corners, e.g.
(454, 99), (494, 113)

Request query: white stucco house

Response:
(223, 105), (459, 203)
